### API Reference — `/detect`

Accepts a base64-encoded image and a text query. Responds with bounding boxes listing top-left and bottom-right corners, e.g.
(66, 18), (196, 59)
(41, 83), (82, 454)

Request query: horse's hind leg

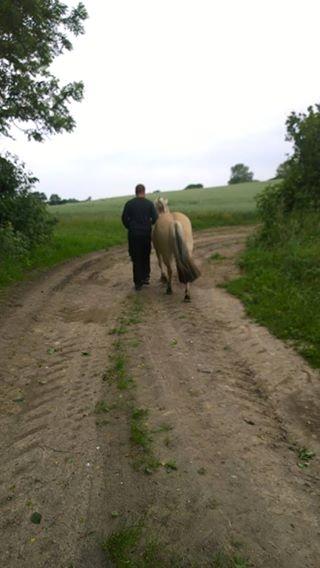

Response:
(166, 264), (173, 294)
(184, 283), (191, 302)
(156, 251), (167, 283)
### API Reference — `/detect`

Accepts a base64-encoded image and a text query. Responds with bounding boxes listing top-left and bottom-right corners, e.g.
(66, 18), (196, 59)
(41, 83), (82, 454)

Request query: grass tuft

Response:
(164, 460), (178, 472)
(102, 523), (143, 565)
(102, 522), (162, 567)
(297, 447), (315, 468)
(212, 550), (250, 568)
(130, 408), (161, 474)
(210, 252), (226, 261)
(94, 400), (110, 414)
(130, 408), (152, 451)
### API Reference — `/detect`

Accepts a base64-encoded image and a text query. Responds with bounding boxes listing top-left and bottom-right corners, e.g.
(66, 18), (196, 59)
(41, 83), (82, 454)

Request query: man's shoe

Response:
(135, 283), (143, 291)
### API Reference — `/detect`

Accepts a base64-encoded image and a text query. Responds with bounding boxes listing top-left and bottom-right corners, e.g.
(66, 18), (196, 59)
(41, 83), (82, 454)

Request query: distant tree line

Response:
(47, 194), (91, 205)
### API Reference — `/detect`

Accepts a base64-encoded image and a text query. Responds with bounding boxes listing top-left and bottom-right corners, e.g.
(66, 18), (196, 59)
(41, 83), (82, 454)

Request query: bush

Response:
(1, 190), (56, 246)
(0, 224), (29, 261)
(0, 154), (56, 251)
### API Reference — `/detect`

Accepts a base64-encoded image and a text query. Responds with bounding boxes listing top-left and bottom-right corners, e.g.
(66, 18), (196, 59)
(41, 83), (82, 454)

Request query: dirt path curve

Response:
(0, 227), (319, 567)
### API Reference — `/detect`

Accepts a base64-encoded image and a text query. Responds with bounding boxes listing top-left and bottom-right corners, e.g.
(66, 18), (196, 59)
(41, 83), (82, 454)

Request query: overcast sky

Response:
(4, 0), (320, 199)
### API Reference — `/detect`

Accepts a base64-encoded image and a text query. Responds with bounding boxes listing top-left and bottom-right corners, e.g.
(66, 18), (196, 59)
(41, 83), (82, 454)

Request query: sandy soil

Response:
(0, 226), (319, 567)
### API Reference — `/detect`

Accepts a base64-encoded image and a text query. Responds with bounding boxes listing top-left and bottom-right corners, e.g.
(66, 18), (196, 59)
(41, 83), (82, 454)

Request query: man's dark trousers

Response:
(128, 232), (151, 287)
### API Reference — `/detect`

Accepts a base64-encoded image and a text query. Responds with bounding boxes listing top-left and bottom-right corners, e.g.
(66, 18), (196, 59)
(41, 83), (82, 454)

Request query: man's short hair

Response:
(135, 184), (145, 195)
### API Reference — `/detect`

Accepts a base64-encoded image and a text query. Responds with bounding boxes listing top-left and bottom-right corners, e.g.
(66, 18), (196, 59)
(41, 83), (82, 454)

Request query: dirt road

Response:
(1, 227), (319, 567)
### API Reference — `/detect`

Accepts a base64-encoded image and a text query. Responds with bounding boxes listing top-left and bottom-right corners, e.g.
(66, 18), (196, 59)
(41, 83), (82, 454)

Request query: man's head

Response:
(135, 184), (145, 197)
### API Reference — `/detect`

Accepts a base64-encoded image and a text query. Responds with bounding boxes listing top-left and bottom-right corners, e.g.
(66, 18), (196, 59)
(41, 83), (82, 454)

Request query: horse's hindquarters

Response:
(172, 212), (194, 254)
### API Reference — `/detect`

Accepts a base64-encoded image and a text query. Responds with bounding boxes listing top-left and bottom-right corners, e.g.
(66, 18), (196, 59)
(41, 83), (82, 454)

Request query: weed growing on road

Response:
(210, 252), (226, 261)
(130, 408), (161, 474)
(129, 339), (141, 348)
(95, 418), (109, 427)
(152, 423), (173, 433)
(164, 436), (171, 447)
(109, 323), (128, 335)
(102, 522), (161, 567)
(110, 297), (144, 337)
(102, 296), (161, 474)
(164, 460), (178, 472)
(102, 522), (142, 565)
(131, 408), (152, 451)
(212, 550), (250, 568)
(102, 523), (251, 567)
(297, 447), (315, 468)
(106, 350), (135, 391)
(94, 400), (110, 414)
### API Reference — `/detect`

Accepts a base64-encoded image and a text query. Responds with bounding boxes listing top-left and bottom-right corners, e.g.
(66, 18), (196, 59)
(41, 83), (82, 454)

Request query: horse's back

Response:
(172, 211), (191, 225)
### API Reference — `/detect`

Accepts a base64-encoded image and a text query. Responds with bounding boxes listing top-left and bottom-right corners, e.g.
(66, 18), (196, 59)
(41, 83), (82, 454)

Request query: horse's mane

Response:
(155, 197), (169, 214)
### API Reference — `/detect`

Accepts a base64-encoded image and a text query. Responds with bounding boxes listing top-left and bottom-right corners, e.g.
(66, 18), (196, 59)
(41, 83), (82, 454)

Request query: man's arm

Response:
(150, 202), (158, 225)
(121, 202), (130, 229)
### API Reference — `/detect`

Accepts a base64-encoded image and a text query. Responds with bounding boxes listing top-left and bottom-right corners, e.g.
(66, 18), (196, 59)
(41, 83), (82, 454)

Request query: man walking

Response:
(121, 184), (158, 290)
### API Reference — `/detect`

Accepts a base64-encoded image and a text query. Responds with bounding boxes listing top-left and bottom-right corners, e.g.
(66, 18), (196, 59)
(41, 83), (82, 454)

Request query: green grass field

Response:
(49, 179), (266, 255)
(52, 180), (265, 218)
(0, 181), (267, 287)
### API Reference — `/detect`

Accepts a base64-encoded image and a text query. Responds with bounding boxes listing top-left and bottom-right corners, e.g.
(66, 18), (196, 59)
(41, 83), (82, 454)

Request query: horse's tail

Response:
(171, 221), (201, 284)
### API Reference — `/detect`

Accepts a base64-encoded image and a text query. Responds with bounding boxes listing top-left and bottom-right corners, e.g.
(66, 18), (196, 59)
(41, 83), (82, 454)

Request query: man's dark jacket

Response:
(121, 197), (158, 236)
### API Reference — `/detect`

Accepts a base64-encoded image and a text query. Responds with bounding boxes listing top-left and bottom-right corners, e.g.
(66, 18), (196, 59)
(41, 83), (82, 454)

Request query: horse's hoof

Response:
(166, 288), (173, 295)
(184, 295), (191, 302)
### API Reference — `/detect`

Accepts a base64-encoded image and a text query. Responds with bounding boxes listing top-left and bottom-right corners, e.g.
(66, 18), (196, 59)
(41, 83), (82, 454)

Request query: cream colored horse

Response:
(152, 198), (200, 301)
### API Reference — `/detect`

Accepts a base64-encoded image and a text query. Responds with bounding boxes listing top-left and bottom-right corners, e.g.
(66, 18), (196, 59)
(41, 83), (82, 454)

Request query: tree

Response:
(33, 191), (47, 202)
(49, 193), (62, 205)
(0, 153), (38, 195)
(0, 1), (88, 141)
(256, 103), (320, 244)
(282, 104), (320, 210)
(184, 183), (203, 190)
(274, 159), (291, 180)
(228, 163), (254, 185)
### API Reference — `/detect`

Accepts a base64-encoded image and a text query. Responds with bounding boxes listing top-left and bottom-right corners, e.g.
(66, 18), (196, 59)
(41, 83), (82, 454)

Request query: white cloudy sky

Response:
(3, 0), (320, 199)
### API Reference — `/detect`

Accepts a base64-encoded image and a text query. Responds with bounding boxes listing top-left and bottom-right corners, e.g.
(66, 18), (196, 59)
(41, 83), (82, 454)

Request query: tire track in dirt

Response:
(0, 248), (130, 567)
(126, 289), (319, 567)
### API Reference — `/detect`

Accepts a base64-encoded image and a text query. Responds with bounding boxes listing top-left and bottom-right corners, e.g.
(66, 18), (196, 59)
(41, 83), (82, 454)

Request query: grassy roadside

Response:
(0, 181), (265, 288)
(0, 217), (125, 287)
(226, 216), (320, 368)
